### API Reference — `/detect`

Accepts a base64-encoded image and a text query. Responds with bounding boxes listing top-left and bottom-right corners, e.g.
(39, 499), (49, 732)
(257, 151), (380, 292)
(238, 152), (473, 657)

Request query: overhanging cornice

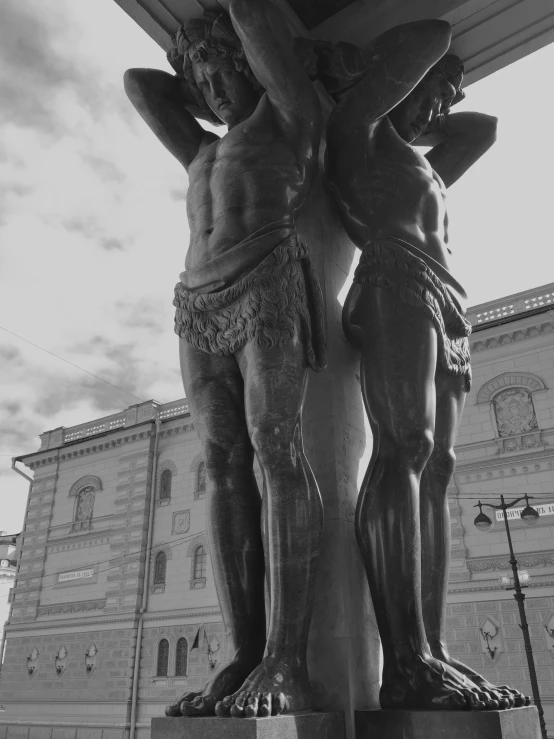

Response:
(113, 0), (554, 86)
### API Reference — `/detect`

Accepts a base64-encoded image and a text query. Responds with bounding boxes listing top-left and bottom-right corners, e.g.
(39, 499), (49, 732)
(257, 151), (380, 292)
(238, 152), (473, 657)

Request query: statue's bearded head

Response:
(168, 12), (263, 127)
(389, 54), (465, 143)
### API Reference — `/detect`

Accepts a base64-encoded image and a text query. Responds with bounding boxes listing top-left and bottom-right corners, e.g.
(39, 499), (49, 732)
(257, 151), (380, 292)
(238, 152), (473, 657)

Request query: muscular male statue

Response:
(124, 0), (325, 719)
(326, 21), (527, 710)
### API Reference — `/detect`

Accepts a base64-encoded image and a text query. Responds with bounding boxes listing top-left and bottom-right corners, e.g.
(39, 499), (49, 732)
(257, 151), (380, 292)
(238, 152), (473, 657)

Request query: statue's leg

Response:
(347, 284), (488, 711)
(216, 337), (323, 718)
(421, 369), (526, 708)
(166, 340), (267, 717)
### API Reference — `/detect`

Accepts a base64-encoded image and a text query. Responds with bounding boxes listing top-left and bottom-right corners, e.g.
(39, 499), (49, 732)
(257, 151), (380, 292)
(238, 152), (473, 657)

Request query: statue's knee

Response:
(433, 446), (456, 480)
(203, 438), (250, 475)
(394, 428), (435, 473)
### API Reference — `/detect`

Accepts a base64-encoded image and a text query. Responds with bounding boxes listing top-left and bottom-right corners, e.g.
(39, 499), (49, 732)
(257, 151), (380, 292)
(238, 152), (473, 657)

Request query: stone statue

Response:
(325, 21), (528, 711)
(124, 0), (326, 720)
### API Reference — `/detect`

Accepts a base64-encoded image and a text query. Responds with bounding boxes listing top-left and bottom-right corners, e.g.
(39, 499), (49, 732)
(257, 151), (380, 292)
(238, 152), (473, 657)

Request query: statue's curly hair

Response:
(166, 11), (263, 125)
(429, 53), (466, 108)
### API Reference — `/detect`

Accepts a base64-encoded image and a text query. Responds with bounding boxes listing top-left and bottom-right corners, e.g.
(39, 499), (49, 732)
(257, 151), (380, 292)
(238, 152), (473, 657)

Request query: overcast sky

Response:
(1, 0), (553, 543)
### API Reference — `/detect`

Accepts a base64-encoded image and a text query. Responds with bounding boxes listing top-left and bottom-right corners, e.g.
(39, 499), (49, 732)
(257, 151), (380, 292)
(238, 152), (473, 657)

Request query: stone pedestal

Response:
(355, 707), (542, 739)
(151, 713), (345, 739)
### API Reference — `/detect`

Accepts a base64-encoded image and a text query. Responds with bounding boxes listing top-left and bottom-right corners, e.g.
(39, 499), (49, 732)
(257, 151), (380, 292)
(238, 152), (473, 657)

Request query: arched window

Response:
(156, 639), (169, 677)
(154, 551), (167, 585)
(193, 546), (207, 581)
(73, 486), (95, 532)
(160, 469), (172, 500)
(175, 637), (188, 676)
(196, 462), (206, 497)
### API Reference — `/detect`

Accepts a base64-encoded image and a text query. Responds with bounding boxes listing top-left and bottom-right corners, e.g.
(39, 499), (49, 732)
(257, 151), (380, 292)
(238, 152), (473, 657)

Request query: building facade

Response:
(0, 282), (553, 738)
(446, 283), (554, 733)
(0, 399), (225, 739)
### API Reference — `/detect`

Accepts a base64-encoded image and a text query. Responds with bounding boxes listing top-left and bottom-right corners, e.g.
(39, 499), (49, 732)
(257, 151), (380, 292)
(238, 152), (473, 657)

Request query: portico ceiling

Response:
(114, 0), (554, 85)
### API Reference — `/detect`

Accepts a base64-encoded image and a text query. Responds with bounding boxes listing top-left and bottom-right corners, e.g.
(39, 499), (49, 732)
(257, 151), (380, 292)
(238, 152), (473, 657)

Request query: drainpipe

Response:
(5, 459), (34, 670)
(129, 418), (162, 739)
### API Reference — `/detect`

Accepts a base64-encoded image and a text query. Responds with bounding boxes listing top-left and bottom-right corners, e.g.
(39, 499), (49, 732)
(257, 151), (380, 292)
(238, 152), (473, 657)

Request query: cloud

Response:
(101, 237), (126, 252)
(0, 345), (22, 364)
(0, 182), (33, 226)
(114, 299), (168, 333)
(0, 0), (131, 137)
(170, 187), (187, 201)
(83, 154), (127, 185)
(62, 216), (129, 251)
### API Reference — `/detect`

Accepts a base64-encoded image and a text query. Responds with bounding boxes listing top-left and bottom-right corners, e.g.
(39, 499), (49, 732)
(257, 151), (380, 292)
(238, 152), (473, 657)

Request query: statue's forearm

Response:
(330, 21), (451, 134)
(425, 111), (498, 187)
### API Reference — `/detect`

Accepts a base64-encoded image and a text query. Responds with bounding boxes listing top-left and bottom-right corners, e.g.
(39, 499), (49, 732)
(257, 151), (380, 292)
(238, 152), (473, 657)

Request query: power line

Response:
(0, 326), (145, 403)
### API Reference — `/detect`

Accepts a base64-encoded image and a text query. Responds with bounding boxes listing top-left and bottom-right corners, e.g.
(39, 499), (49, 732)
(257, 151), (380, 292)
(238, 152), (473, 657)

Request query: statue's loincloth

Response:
(174, 228), (327, 372)
(355, 237), (472, 391)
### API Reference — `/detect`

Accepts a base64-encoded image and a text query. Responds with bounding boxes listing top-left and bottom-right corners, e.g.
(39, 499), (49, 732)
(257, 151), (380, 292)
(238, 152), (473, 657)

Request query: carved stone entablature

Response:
(47, 533), (111, 553)
(26, 431), (153, 470)
(455, 450), (554, 484)
(37, 598), (106, 616)
(495, 431), (543, 454)
(467, 552), (554, 573)
(471, 321), (554, 353)
(160, 423), (194, 440)
(476, 372), (547, 405)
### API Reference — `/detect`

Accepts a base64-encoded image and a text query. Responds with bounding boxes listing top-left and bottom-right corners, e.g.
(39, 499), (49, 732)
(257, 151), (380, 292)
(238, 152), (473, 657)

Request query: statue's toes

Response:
(215, 696), (232, 717)
(230, 691), (249, 718)
(273, 692), (288, 715)
(165, 704), (181, 717)
(466, 691), (486, 710)
(244, 693), (260, 718)
(259, 693), (272, 718)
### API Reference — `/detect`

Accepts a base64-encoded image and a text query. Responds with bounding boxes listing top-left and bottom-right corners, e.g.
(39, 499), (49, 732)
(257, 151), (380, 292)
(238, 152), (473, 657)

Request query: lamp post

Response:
(474, 495), (547, 739)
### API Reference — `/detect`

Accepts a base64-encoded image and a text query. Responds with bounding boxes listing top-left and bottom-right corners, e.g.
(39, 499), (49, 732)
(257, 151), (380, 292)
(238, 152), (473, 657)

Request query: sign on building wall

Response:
(57, 568), (95, 583)
(495, 502), (554, 521)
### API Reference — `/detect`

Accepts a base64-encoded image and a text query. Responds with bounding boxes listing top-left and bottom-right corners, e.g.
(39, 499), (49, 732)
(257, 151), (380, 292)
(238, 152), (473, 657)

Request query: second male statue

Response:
(125, 0), (526, 720)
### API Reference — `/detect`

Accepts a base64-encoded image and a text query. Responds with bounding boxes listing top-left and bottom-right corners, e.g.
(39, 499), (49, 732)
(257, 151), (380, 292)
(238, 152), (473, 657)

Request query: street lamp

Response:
(474, 495), (546, 739)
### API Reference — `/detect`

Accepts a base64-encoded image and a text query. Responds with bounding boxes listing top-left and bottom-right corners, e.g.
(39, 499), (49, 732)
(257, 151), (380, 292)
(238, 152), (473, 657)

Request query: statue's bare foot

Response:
(165, 656), (259, 717)
(215, 657), (312, 718)
(429, 645), (526, 709)
(380, 654), (502, 711)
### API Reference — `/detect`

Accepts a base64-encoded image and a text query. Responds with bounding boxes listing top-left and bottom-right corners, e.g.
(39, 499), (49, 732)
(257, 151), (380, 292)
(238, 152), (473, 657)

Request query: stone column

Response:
(297, 157), (381, 739)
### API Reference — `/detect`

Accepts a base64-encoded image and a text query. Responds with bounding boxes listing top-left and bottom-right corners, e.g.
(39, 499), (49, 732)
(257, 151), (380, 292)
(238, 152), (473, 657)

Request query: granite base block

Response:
(152, 712), (345, 739)
(355, 706), (541, 739)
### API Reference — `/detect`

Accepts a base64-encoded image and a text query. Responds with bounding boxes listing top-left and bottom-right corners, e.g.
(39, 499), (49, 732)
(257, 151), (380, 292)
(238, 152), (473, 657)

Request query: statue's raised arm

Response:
(328, 21), (451, 139)
(220, 0), (321, 150)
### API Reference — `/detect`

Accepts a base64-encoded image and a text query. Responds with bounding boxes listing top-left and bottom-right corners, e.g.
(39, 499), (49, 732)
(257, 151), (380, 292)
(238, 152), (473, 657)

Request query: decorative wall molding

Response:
(455, 450), (554, 483)
(172, 510), (191, 535)
(467, 552), (554, 573)
(68, 476), (103, 497)
(36, 598), (106, 616)
(471, 321), (554, 353)
(477, 372), (547, 405)
(25, 432), (153, 470)
(159, 423), (194, 440)
(6, 609), (220, 633)
(47, 533), (111, 553)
